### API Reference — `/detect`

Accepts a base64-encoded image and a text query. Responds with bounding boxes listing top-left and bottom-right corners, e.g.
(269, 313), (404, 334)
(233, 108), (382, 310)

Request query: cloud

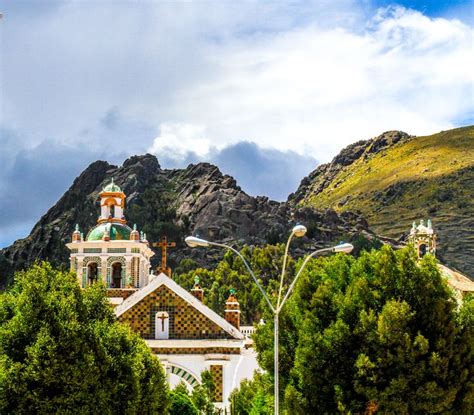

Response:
(211, 142), (317, 201)
(148, 129), (317, 201)
(2, 2), (472, 160)
(148, 123), (212, 161)
(0, 1), (473, 246)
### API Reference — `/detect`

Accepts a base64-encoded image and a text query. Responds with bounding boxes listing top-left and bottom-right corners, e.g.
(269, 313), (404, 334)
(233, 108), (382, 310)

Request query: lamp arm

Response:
(278, 247), (333, 313)
(277, 232), (294, 309)
(209, 242), (276, 314)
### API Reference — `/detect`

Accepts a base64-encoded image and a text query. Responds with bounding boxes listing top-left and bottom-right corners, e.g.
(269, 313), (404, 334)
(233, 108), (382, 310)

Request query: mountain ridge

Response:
(0, 154), (374, 285)
(292, 126), (474, 274)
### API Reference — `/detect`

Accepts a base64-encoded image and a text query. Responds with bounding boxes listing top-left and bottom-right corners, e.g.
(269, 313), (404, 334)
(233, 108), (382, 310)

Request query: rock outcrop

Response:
(0, 154), (374, 282)
(290, 126), (474, 275)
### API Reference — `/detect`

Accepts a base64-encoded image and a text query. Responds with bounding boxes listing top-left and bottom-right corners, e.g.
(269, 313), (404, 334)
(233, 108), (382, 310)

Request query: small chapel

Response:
(409, 219), (474, 302)
(67, 180), (258, 411)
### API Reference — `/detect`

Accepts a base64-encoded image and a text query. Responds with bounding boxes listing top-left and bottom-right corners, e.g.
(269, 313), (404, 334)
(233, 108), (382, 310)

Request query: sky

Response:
(0, 0), (473, 248)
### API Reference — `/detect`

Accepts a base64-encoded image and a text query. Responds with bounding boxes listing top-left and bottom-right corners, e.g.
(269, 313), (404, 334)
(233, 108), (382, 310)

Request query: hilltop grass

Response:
(301, 126), (474, 273)
(304, 126), (474, 213)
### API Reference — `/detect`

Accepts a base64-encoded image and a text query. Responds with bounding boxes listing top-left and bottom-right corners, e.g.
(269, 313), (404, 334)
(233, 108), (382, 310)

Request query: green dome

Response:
(87, 223), (132, 241)
(102, 179), (122, 193)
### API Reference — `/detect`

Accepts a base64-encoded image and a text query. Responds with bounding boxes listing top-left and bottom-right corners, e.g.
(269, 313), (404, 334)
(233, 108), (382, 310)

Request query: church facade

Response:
(67, 181), (258, 411)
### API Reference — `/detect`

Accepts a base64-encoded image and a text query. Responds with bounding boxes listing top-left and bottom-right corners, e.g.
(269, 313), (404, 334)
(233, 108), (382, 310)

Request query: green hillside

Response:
(295, 126), (474, 274)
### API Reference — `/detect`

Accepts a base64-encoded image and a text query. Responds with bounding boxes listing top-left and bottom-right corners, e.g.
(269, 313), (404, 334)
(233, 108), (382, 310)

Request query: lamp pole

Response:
(185, 232), (353, 415)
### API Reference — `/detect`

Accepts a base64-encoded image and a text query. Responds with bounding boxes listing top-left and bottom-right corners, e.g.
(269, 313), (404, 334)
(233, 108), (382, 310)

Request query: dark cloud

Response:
(211, 142), (317, 201)
(0, 132), (106, 248)
(157, 141), (318, 202)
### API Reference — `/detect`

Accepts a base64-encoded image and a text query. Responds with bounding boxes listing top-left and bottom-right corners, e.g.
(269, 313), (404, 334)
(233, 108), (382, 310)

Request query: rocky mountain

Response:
(0, 154), (375, 285)
(290, 126), (474, 275)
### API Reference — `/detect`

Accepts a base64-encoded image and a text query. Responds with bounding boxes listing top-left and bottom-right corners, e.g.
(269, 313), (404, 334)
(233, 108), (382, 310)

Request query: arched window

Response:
(111, 262), (122, 288)
(87, 262), (98, 285)
(110, 204), (115, 218)
(419, 244), (427, 257)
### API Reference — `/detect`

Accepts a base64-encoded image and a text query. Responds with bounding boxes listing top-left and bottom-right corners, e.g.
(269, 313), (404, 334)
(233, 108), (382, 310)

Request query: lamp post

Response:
(185, 231), (353, 415)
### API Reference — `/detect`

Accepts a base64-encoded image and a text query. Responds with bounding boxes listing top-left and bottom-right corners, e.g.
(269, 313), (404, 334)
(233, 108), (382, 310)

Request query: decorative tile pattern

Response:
(210, 365), (223, 402)
(170, 365), (199, 387)
(106, 289), (137, 299)
(151, 347), (240, 355)
(118, 285), (235, 340)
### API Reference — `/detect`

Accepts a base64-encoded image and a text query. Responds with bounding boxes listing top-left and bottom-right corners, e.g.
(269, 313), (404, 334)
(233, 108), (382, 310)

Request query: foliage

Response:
(250, 246), (473, 413)
(169, 383), (198, 415)
(170, 371), (217, 415)
(191, 370), (217, 415)
(0, 262), (169, 414)
(229, 372), (273, 415)
(175, 244), (293, 325)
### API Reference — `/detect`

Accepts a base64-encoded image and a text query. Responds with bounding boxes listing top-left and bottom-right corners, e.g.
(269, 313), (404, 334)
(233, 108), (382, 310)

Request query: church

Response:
(65, 180), (474, 411)
(66, 180), (258, 411)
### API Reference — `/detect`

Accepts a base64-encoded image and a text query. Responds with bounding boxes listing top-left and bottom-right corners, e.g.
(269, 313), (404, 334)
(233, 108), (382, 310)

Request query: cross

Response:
(152, 236), (176, 277)
(156, 312), (168, 331)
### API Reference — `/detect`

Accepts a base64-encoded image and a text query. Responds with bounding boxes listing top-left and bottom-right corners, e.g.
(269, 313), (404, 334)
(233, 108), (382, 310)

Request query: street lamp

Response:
(185, 231), (353, 415)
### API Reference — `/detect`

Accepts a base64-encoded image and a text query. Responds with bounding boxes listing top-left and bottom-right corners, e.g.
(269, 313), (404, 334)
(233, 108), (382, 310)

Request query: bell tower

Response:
(409, 219), (437, 259)
(98, 179), (126, 224)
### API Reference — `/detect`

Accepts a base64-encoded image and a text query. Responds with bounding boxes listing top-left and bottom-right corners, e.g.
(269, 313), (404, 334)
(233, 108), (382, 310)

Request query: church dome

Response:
(102, 179), (122, 193)
(87, 222), (132, 241)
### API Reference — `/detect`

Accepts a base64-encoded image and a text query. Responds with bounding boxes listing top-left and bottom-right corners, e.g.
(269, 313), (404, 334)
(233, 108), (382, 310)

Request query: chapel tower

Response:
(408, 219), (437, 259)
(66, 179), (154, 298)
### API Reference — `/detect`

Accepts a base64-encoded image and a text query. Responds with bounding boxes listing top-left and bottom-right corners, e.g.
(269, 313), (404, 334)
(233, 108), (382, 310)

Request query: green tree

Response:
(191, 370), (217, 415)
(252, 246), (473, 413)
(0, 262), (169, 414)
(229, 372), (273, 415)
(169, 383), (198, 415)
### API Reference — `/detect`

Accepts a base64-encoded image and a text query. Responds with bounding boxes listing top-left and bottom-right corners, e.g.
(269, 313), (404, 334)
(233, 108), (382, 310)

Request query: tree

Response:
(229, 372), (273, 415)
(252, 246), (473, 413)
(191, 370), (217, 415)
(0, 262), (169, 414)
(169, 383), (198, 415)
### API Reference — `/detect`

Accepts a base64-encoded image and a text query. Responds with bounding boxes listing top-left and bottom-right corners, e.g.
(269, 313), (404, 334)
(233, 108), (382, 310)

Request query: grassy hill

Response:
(292, 126), (474, 274)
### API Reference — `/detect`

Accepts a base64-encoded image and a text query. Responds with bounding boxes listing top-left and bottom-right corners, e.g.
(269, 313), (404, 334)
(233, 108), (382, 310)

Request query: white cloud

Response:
(163, 6), (473, 161)
(148, 123), (212, 161)
(1, 2), (473, 246)
(3, 2), (472, 164)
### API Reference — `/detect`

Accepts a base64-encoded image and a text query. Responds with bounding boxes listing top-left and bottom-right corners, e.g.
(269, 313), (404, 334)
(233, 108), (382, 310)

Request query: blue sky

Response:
(0, 0), (473, 248)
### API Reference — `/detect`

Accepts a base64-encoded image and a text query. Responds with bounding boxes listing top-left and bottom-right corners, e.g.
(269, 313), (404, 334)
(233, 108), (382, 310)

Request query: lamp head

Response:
(185, 236), (210, 248)
(292, 224), (307, 238)
(333, 242), (354, 254)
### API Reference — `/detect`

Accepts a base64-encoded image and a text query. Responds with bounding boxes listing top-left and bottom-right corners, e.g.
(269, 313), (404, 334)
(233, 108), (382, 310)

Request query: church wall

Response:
(118, 285), (235, 340)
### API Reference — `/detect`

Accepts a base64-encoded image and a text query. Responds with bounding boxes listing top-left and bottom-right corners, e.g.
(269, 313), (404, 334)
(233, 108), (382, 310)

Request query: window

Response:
(84, 248), (102, 254)
(87, 263), (98, 285)
(111, 262), (122, 288)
